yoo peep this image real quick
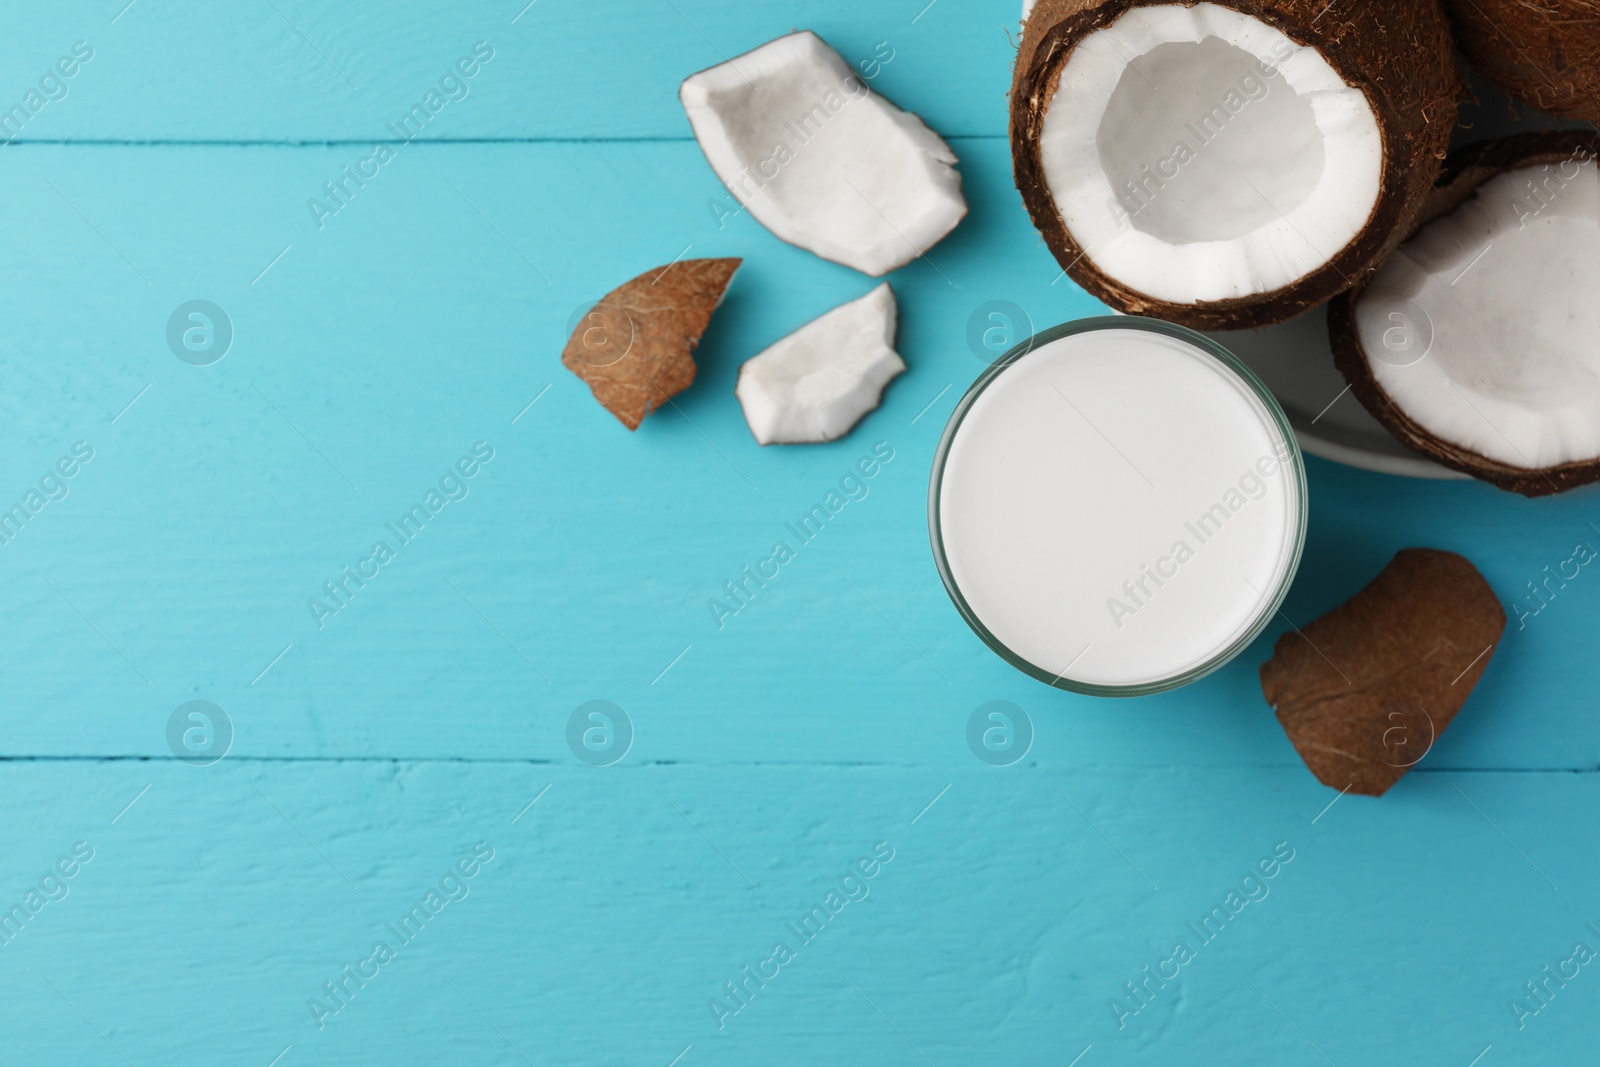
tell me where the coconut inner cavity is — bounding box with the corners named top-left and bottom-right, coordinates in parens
top-left (1039, 3), bottom-right (1383, 304)
top-left (1355, 159), bottom-right (1600, 470)
top-left (1095, 37), bottom-right (1324, 243)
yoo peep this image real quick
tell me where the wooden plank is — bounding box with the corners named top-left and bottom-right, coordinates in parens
top-left (0, 0), bottom-right (1019, 142)
top-left (4, 4), bottom-right (1595, 1065)
top-left (0, 140), bottom-right (1583, 769)
top-left (0, 760), bottom-right (1590, 1063)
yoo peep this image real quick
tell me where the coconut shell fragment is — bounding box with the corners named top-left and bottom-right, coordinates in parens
top-left (562, 258), bottom-right (741, 430)
top-left (1445, 0), bottom-right (1600, 123)
top-left (1261, 549), bottom-right (1505, 797)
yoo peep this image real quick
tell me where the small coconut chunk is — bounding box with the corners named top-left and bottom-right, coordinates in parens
top-left (1261, 549), bottom-right (1505, 797)
top-left (1447, 0), bottom-right (1600, 122)
top-left (562, 258), bottom-right (740, 430)
top-left (736, 283), bottom-right (904, 445)
top-left (1334, 133), bottom-right (1600, 495)
top-left (680, 31), bottom-right (966, 277)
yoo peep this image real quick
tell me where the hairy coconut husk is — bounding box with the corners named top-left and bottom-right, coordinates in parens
top-left (1330, 131), bottom-right (1600, 496)
top-left (1262, 548), bottom-right (1504, 797)
top-left (1446, 0), bottom-right (1600, 122)
top-left (562, 258), bottom-right (740, 430)
top-left (1012, 0), bottom-right (1462, 331)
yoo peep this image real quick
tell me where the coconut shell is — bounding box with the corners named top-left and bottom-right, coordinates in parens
top-left (1261, 548), bottom-right (1505, 797)
top-left (562, 258), bottom-right (741, 430)
top-left (1011, 0), bottom-right (1462, 331)
top-left (1330, 131), bottom-right (1600, 496)
top-left (1446, 0), bottom-right (1600, 123)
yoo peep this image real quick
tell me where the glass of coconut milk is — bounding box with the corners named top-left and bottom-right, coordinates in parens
top-left (930, 317), bottom-right (1306, 695)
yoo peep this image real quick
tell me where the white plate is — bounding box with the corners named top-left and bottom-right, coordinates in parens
top-left (1208, 307), bottom-right (1466, 480)
top-left (1203, 73), bottom-right (1576, 480)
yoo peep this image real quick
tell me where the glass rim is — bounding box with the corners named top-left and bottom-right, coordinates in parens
top-left (927, 315), bottom-right (1309, 698)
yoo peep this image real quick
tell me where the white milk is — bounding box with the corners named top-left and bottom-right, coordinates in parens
top-left (933, 323), bottom-right (1303, 691)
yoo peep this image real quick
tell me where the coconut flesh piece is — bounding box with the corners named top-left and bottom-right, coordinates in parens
top-left (1036, 3), bottom-right (1383, 307)
top-left (736, 283), bottom-right (904, 445)
top-left (680, 31), bottom-right (967, 277)
top-left (1346, 153), bottom-right (1600, 488)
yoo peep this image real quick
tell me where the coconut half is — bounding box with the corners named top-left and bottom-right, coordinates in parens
top-left (1012, 0), bottom-right (1460, 330)
top-left (1330, 133), bottom-right (1600, 496)
top-left (736, 283), bottom-right (904, 445)
top-left (1446, 0), bottom-right (1600, 123)
top-left (681, 31), bottom-right (967, 277)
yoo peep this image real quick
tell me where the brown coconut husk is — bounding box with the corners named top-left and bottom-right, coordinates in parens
top-left (1012, 0), bottom-right (1462, 331)
top-left (562, 258), bottom-right (740, 430)
top-left (1261, 548), bottom-right (1504, 797)
top-left (1329, 131), bottom-right (1600, 496)
top-left (1446, 0), bottom-right (1600, 123)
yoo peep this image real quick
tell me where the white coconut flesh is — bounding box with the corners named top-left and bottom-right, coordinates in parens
top-left (680, 31), bottom-right (967, 277)
top-left (736, 283), bottom-right (904, 445)
top-left (1355, 160), bottom-right (1600, 470)
top-left (1038, 3), bottom-right (1383, 304)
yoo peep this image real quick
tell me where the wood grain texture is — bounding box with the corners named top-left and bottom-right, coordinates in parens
top-left (0, 2), bottom-right (1596, 1064)
top-left (0, 1), bottom-right (1018, 141)
top-left (0, 140), bottom-right (1588, 770)
top-left (2, 761), bottom-right (1597, 1064)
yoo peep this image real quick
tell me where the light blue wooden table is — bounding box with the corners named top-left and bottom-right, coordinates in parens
top-left (1, 2), bottom-right (1595, 1063)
